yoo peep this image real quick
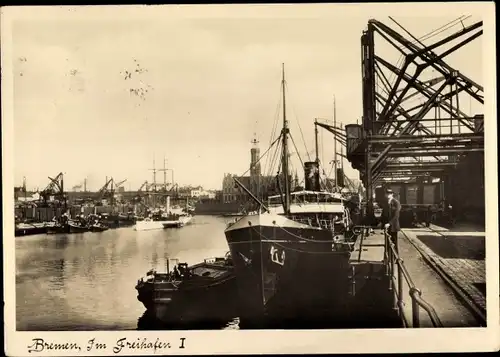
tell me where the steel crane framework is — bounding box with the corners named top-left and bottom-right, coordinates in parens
top-left (340, 18), bottom-right (484, 216)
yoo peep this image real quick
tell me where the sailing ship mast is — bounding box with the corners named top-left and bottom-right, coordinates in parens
top-left (150, 157), bottom-right (157, 207)
top-left (281, 63), bottom-right (290, 215)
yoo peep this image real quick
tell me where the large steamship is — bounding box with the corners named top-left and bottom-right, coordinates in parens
top-left (224, 65), bottom-right (356, 326)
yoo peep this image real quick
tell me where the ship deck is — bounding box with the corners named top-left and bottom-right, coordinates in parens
top-left (191, 264), bottom-right (232, 279)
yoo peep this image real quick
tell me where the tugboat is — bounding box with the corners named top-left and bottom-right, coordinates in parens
top-left (224, 65), bottom-right (357, 327)
top-left (46, 214), bottom-right (70, 234)
top-left (135, 253), bottom-right (238, 325)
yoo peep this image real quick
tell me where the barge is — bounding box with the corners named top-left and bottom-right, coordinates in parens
top-left (135, 253), bottom-right (238, 325)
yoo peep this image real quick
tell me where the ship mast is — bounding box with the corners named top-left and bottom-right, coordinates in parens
top-left (281, 63), bottom-right (290, 215)
top-left (314, 119), bottom-right (319, 163)
top-left (150, 157), bottom-right (157, 208)
top-left (333, 95), bottom-right (338, 193)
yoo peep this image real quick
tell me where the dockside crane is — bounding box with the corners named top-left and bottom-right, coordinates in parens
top-left (96, 177), bottom-right (113, 205)
top-left (133, 180), bottom-right (150, 205)
top-left (39, 172), bottom-right (66, 207)
top-left (112, 179), bottom-right (127, 204)
top-left (96, 177), bottom-right (127, 205)
top-left (114, 179), bottom-right (127, 190)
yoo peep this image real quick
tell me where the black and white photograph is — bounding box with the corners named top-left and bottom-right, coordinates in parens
top-left (2, 3), bottom-right (498, 355)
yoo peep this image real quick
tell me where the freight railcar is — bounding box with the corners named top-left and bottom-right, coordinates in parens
top-left (374, 182), bottom-right (445, 228)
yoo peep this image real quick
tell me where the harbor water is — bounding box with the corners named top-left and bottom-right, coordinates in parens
top-left (15, 214), bottom-right (479, 330)
top-left (15, 215), bottom-right (239, 330)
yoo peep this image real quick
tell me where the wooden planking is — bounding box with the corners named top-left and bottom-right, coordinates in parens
top-left (349, 232), bottom-right (386, 264)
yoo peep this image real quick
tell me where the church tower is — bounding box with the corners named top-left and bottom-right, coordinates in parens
top-left (250, 133), bottom-right (261, 177)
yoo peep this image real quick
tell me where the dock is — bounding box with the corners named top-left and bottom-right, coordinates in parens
top-left (347, 230), bottom-right (400, 327)
top-left (345, 224), bottom-right (485, 328)
top-left (402, 224), bottom-right (486, 324)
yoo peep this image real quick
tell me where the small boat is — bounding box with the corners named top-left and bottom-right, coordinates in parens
top-left (45, 215), bottom-right (71, 234)
top-left (135, 253), bottom-right (239, 324)
top-left (134, 216), bottom-right (171, 231)
top-left (15, 222), bottom-right (49, 237)
top-left (162, 213), bottom-right (193, 229)
top-left (68, 220), bottom-right (89, 233)
top-left (46, 223), bottom-right (70, 234)
top-left (134, 208), bottom-right (193, 231)
top-left (89, 222), bottom-right (109, 232)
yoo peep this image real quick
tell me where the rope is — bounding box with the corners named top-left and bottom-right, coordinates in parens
top-left (154, 274), bottom-right (236, 291)
top-left (386, 16), bottom-right (469, 86)
top-left (250, 226), bottom-right (349, 255)
top-left (418, 16), bottom-right (471, 43)
top-left (237, 135), bottom-right (282, 179)
top-left (284, 81), bottom-right (311, 162)
top-left (264, 95), bottom-right (283, 175)
top-left (266, 139), bottom-right (282, 177)
top-left (289, 133), bottom-right (305, 170)
top-left (250, 223), bottom-right (345, 245)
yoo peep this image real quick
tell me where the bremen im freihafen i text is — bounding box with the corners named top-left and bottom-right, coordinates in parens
top-left (27, 337), bottom-right (187, 354)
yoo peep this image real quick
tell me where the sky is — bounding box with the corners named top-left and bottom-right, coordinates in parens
top-left (9, 6), bottom-right (484, 191)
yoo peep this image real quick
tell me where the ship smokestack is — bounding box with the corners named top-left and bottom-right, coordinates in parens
top-left (304, 161), bottom-right (321, 191)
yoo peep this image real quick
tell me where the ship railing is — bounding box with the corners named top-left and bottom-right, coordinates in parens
top-left (383, 229), bottom-right (443, 328)
top-left (289, 216), bottom-right (337, 230)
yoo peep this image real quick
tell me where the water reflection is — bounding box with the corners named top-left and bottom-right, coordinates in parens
top-left (136, 311), bottom-right (239, 331)
top-left (16, 216), bottom-right (232, 331)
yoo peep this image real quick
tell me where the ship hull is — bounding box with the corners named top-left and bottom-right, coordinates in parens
top-left (224, 213), bottom-right (352, 327)
top-left (15, 224), bottom-right (48, 237)
top-left (89, 225), bottom-right (109, 232)
top-left (68, 222), bottom-right (89, 234)
top-left (15, 222), bottom-right (50, 237)
top-left (134, 220), bottom-right (170, 231)
top-left (135, 215), bottom-right (193, 231)
top-left (140, 277), bottom-right (238, 325)
top-left (178, 215), bottom-right (193, 226)
top-left (46, 223), bottom-right (72, 234)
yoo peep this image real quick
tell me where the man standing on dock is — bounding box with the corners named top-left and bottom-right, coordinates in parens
top-left (384, 188), bottom-right (401, 253)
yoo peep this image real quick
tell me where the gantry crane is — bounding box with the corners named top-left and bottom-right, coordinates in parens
top-left (345, 17), bottom-right (484, 221)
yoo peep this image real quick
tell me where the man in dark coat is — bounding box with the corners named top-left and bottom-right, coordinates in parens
top-left (384, 188), bottom-right (401, 253)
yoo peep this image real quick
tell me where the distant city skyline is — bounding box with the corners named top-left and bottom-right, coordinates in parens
top-left (11, 7), bottom-right (483, 192)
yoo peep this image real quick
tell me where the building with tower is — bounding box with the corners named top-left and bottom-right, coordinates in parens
top-left (222, 134), bottom-right (283, 204)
